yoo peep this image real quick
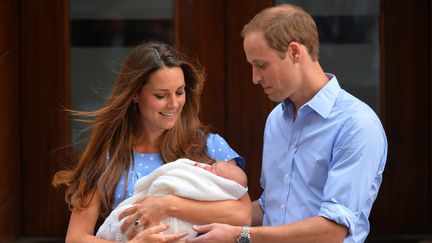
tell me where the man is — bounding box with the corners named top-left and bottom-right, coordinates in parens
top-left (187, 3), bottom-right (387, 243)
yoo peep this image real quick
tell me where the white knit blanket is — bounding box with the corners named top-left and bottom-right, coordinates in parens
top-left (96, 158), bottom-right (247, 241)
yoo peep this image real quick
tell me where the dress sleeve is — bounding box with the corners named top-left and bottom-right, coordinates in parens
top-left (206, 133), bottom-right (245, 169)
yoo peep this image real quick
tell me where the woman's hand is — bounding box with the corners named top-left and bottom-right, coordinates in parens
top-left (120, 195), bottom-right (174, 236)
top-left (128, 224), bottom-right (188, 243)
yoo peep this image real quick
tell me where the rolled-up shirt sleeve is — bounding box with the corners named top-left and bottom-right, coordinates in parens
top-left (318, 116), bottom-right (387, 236)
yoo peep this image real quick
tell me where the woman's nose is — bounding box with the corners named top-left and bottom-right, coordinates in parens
top-left (168, 95), bottom-right (179, 109)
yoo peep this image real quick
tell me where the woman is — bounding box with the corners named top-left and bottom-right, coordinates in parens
top-left (53, 42), bottom-right (251, 242)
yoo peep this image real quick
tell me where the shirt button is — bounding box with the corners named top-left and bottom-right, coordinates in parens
top-left (290, 144), bottom-right (296, 149)
top-left (280, 203), bottom-right (285, 209)
top-left (284, 174), bottom-right (290, 181)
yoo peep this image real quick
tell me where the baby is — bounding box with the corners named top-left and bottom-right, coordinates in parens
top-left (96, 158), bottom-right (248, 242)
top-left (194, 160), bottom-right (248, 188)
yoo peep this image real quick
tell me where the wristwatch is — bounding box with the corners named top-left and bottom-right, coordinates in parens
top-left (237, 226), bottom-right (251, 243)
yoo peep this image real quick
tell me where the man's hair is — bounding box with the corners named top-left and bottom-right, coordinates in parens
top-left (242, 4), bottom-right (319, 61)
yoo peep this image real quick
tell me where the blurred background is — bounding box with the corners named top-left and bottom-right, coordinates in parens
top-left (0, 0), bottom-right (430, 242)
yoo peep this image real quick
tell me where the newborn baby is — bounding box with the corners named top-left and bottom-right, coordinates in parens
top-left (195, 160), bottom-right (247, 188)
top-left (96, 158), bottom-right (248, 242)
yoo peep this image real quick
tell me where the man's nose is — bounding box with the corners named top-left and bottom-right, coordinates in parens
top-left (252, 67), bottom-right (262, 85)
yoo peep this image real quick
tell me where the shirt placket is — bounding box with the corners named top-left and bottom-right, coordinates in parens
top-left (280, 110), bottom-right (306, 225)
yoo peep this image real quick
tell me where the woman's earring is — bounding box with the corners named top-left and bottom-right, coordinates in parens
top-left (134, 103), bottom-right (138, 112)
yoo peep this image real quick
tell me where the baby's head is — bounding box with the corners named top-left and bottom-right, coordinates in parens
top-left (208, 162), bottom-right (248, 188)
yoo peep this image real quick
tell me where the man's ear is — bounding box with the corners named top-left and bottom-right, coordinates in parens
top-left (287, 42), bottom-right (301, 61)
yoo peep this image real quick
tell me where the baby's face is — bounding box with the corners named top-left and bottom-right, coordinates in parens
top-left (191, 161), bottom-right (246, 187)
top-left (191, 162), bottom-right (223, 176)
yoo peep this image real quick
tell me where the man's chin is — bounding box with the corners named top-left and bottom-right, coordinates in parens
top-left (267, 94), bottom-right (284, 102)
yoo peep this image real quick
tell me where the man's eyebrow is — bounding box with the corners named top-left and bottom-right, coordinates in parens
top-left (252, 59), bottom-right (265, 64)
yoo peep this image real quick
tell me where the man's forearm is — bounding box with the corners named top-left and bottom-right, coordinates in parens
top-left (250, 216), bottom-right (348, 243)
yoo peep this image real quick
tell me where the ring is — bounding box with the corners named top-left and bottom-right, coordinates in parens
top-left (134, 220), bottom-right (141, 227)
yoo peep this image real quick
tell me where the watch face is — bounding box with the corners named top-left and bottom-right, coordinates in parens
top-left (238, 236), bottom-right (250, 243)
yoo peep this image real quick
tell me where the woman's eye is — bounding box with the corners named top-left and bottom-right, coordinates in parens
top-left (176, 91), bottom-right (184, 96)
top-left (155, 94), bottom-right (165, 99)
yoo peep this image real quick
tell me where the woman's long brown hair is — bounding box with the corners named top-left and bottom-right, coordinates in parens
top-left (52, 42), bottom-right (213, 215)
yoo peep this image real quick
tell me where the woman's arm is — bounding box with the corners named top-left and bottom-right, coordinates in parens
top-left (66, 191), bottom-right (188, 243)
top-left (169, 192), bottom-right (252, 226)
top-left (251, 200), bottom-right (264, 226)
top-left (120, 191), bottom-right (252, 229)
top-left (66, 191), bottom-right (114, 243)
top-left (120, 193), bottom-right (252, 238)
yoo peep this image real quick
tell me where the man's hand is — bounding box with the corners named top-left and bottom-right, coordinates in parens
top-left (186, 223), bottom-right (240, 243)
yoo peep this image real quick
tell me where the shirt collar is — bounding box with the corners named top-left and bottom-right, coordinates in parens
top-left (306, 73), bottom-right (340, 119)
top-left (281, 73), bottom-right (340, 119)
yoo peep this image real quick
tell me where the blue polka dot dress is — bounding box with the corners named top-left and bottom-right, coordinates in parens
top-left (112, 133), bottom-right (244, 207)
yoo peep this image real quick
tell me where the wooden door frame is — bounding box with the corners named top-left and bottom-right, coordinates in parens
top-left (368, 0), bottom-right (432, 240)
top-left (20, 0), bottom-right (71, 236)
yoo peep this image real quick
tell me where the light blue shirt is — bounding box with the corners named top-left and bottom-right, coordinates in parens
top-left (259, 74), bottom-right (387, 243)
top-left (113, 133), bottom-right (244, 207)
